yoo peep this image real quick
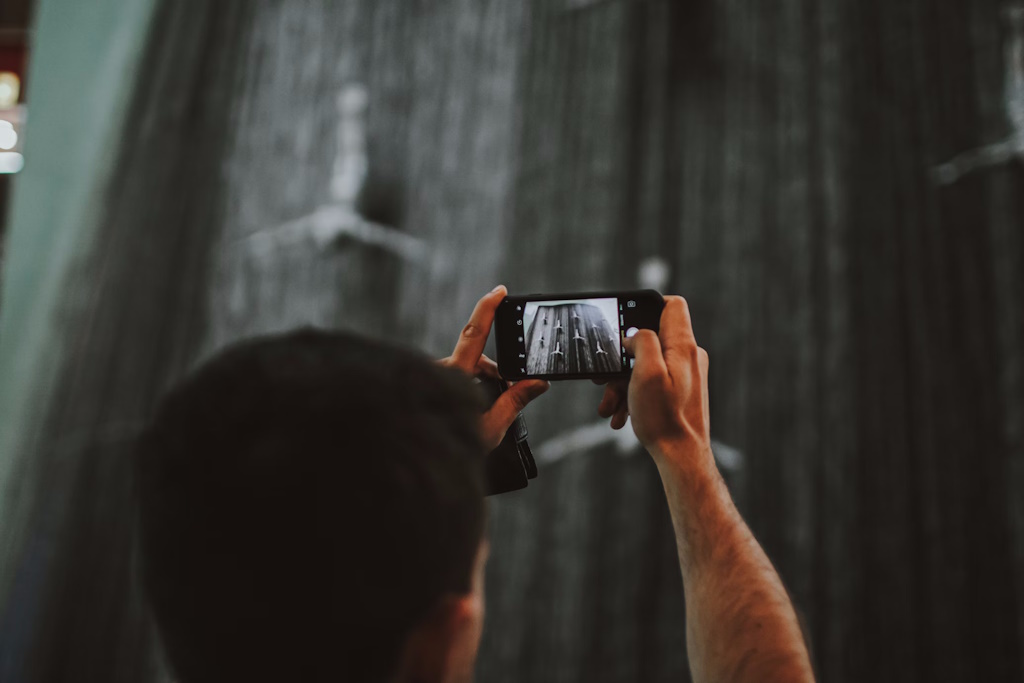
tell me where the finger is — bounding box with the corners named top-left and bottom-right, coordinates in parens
top-left (450, 285), bottom-right (507, 373)
top-left (623, 336), bottom-right (634, 357)
top-left (479, 379), bottom-right (550, 448)
top-left (659, 296), bottom-right (698, 359)
top-left (598, 378), bottom-right (628, 416)
top-left (699, 347), bottom-right (710, 434)
top-left (610, 403), bottom-right (629, 430)
top-left (624, 330), bottom-right (667, 377)
top-left (592, 378), bottom-right (609, 386)
top-left (476, 354), bottom-right (500, 379)
top-left (597, 384), bottom-right (620, 418)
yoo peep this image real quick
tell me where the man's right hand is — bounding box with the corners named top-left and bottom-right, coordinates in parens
top-left (602, 296), bottom-right (816, 683)
top-left (598, 296), bottom-right (712, 468)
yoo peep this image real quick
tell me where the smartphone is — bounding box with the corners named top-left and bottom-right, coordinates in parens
top-left (495, 290), bottom-right (665, 381)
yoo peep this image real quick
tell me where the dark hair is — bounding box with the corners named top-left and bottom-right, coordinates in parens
top-left (135, 329), bottom-right (487, 683)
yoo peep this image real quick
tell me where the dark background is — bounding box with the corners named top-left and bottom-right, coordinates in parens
top-left (0, 1), bottom-right (1022, 682)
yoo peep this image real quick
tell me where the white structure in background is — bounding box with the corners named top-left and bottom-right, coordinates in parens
top-left (534, 417), bottom-right (745, 472)
top-left (638, 256), bottom-right (671, 291)
top-left (0, 71), bottom-right (25, 175)
top-left (245, 84), bottom-right (429, 263)
top-left (0, 120), bottom-right (16, 150)
top-left (932, 5), bottom-right (1024, 184)
top-left (561, 0), bottom-right (616, 13)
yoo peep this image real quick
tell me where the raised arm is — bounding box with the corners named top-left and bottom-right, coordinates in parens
top-left (601, 297), bottom-right (814, 683)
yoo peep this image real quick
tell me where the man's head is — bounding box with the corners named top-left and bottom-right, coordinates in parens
top-left (135, 329), bottom-right (489, 683)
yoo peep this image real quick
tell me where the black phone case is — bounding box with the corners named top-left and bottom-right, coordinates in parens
top-left (479, 378), bottom-right (537, 496)
top-left (495, 289), bottom-right (664, 381)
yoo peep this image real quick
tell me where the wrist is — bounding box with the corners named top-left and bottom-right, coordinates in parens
top-left (649, 435), bottom-right (716, 476)
top-left (652, 445), bottom-right (721, 508)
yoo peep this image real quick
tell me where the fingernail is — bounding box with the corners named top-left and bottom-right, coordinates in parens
top-left (491, 284), bottom-right (505, 294)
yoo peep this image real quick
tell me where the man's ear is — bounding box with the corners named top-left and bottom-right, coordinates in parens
top-left (397, 593), bottom-right (482, 683)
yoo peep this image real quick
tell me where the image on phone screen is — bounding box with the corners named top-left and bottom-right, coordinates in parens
top-left (521, 298), bottom-right (622, 375)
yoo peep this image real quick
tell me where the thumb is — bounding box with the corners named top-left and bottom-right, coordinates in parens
top-left (624, 329), bottom-right (667, 376)
top-left (480, 380), bottom-right (550, 448)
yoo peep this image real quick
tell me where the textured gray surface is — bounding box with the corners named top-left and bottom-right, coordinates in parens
top-left (0, 1), bottom-right (1022, 682)
top-left (524, 303), bottom-right (622, 375)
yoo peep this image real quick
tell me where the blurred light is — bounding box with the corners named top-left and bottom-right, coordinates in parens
top-left (337, 83), bottom-right (368, 113)
top-left (0, 121), bottom-right (17, 150)
top-left (0, 72), bottom-right (19, 109)
top-left (0, 151), bottom-right (24, 174)
top-left (638, 257), bottom-right (671, 291)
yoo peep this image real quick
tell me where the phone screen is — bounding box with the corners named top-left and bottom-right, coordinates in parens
top-left (497, 291), bottom-right (663, 380)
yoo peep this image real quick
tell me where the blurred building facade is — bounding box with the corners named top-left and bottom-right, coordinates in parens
top-left (0, 1), bottom-right (1022, 682)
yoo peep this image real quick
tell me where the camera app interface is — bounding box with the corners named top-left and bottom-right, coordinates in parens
top-left (518, 298), bottom-right (623, 376)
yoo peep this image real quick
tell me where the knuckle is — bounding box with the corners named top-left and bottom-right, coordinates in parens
top-left (481, 426), bottom-right (502, 451)
top-left (635, 329), bottom-right (658, 344)
top-left (635, 364), bottom-right (662, 386)
top-left (665, 295), bottom-right (687, 310)
top-left (461, 322), bottom-right (482, 339)
top-left (509, 391), bottom-right (528, 414)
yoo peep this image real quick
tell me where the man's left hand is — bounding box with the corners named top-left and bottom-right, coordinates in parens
top-left (440, 285), bottom-right (550, 450)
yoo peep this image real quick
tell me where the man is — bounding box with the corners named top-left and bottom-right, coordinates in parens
top-left (135, 286), bottom-right (814, 683)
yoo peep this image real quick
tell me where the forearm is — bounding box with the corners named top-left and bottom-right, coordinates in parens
top-left (653, 442), bottom-right (814, 683)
